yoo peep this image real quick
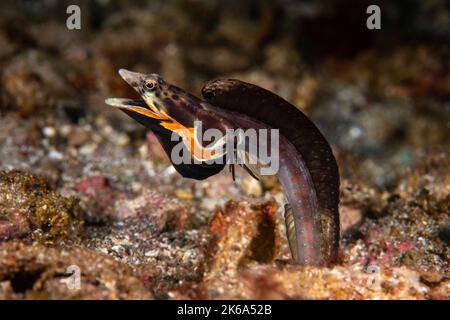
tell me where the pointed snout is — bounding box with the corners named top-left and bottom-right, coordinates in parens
top-left (105, 69), bottom-right (148, 110)
top-left (118, 68), bottom-right (145, 88)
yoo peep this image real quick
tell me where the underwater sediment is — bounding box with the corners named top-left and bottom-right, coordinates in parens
top-left (0, 0), bottom-right (448, 299)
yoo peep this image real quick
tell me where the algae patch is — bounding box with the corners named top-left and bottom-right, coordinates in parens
top-left (0, 170), bottom-right (83, 244)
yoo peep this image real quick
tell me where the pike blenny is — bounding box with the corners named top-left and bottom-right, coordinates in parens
top-left (106, 69), bottom-right (340, 266)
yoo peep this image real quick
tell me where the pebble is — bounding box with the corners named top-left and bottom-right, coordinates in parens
top-left (48, 149), bottom-right (64, 160)
top-left (79, 143), bottom-right (97, 155)
top-left (241, 176), bottom-right (263, 197)
top-left (145, 249), bottom-right (159, 257)
top-left (42, 126), bottom-right (56, 138)
top-left (174, 190), bottom-right (194, 200)
top-left (111, 245), bottom-right (124, 254)
top-left (115, 133), bottom-right (130, 146)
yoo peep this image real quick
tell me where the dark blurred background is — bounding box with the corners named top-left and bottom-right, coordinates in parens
top-left (0, 0), bottom-right (448, 188)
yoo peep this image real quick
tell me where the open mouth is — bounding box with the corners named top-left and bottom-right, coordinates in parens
top-left (105, 97), bottom-right (169, 121)
top-left (105, 68), bottom-right (146, 111)
top-left (105, 98), bottom-right (145, 109)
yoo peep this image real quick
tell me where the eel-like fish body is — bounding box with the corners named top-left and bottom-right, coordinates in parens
top-left (105, 69), bottom-right (340, 266)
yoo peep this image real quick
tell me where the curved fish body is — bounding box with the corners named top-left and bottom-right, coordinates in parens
top-left (105, 69), bottom-right (340, 266)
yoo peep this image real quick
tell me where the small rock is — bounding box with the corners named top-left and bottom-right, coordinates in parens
top-left (42, 126), bottom-right (56, 138)
top-left (145, 250), bottom-right (159, 258)
top-left (241, 176), bottom-right (263, 197)
top-left (340, 205), bottom-right (363, 232)
top-left (174, 190), bottom-right (193, 201)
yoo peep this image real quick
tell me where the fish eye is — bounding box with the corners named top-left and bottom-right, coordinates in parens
top-left (144, 80), bottom-right (158, 91)
top-left (202, 89), bottom-right (214, 100)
